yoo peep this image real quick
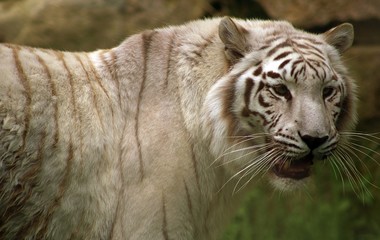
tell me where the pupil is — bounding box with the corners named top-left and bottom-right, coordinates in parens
top-left (323, 87), bottom-right (334, 98)
top-left (275, 85), bottom-right (288, 96)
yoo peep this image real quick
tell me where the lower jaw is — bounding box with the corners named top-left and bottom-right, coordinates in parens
top-left (269, 172), bottom-right (311, 191)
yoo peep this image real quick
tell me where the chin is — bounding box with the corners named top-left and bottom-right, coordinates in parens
top-left (268, 173), bottom-right (311, 192)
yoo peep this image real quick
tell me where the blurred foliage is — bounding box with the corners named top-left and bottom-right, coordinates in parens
top-left (223, 137), bottom-right (380, 240)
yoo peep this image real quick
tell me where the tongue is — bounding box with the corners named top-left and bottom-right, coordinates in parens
top-left (273, 154), bottom-right (313, 180)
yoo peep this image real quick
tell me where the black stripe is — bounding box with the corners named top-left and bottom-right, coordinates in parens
top-left (258, 94), bottom-right (271, 108)
top-left (290, 60), bottom-right (303, 77)
top-left (55, 52), bottom-right (78, 123)
top-left (297, 48), bottom-right (325, 61)
top-left (244, 78), bottom-right (254, 107)
top-left (253, 66), bottom-right (262, 76)
top-left (273, 51), bottom-right (292, 61)
top-left (183, 180), bottom-right (193, 215)
top-left (75, 54), bottom-right (106, 132)
top-left (13, 129), bottom-right (48, 239)
top-left (183, 179), bottom-right (196, 237)
top-left (279, 59), bottom-right (291, 69)
top-left (268, 114), bottom-right (282, 129)
top-left (250, 111), bottom-right (269, 126)
top-left (275, 133), bottom-right (297, 141)
top-left (265, 110), bottom-right (274, 115)
top-left (85, 54), bottom-right (111, 100)
top-left (107, 197), bottom-right (120, 240)
top-left (293, 42), bottom-right (324, 56)
top-left (164, 37), bottom-right (174, 88)
top-left (136, 30), bottom-right (156, 181)
top-left (221, 76), bottom-right (238, 137)
top-left (108, 50), bottom-right (123, 108)
top-left (267, 71), bottom-right (282, 79)
top-left (293, 36), bottom-right (323, 45)
top-left (109, 117), bottom-right (128, 240)
top-left (255, 81), bottom-right (265, 97)
top-left (191, 145), bottom-right (201, 194)
top-left (266, 41), bottom-right (290, 58)
top-left (36, 141), bottom-right (74, 239)
top-left (32, 49), bottom-right (60, 148)
top-left (14, 48), bottom-right (60, 238)
top-left (162, 193), bottom-right (170, 240)
top-left (11, 45), bottom-right (32, 151)
top-left (275, 139), bottom-right (302, 150)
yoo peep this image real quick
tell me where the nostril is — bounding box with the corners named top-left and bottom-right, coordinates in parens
top-left (300, 134), bottom-right (328, 150)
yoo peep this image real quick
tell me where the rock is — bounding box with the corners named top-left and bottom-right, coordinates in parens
top-left (345, 46), bottom-right (380, 130)
top-left (256, 0), bottom-right (380, 28)
top-left (0, 0), bottom-right (206, 51)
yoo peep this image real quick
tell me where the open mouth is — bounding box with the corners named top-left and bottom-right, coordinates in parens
top-left (272, 153), bottom-right (314, 180)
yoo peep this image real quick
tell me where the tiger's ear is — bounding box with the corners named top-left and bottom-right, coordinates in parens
top-left (323, 23), bottom-right (354, 53)
top-left (219, 17), bottom-right (249, 63)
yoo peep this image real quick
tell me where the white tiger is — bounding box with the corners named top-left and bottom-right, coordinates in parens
top-left (0, 17), bottom-right (357, 239)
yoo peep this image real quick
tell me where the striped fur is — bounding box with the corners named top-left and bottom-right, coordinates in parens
top-left (0, 17), bottom-right (356, 239)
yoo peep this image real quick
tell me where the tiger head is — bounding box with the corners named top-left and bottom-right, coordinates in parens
top-left (203, 17), bottom-right (357, 191)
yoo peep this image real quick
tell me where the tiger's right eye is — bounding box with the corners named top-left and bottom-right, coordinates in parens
top-left (323, 86), bottom-right (335, 99)
top-left (271, 84), bottom-right (291, 100)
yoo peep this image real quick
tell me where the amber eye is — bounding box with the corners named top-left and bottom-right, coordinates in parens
top-left (323, 87), bottom-right (335, 99)
top-left (272, 84), bottom-right (291, 99)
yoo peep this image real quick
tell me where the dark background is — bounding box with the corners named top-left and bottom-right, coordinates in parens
top-left (1, 0), bottom-right (379, 239)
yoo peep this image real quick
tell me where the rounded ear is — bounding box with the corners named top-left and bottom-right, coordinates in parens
top-left (323, 23), bottom-right (354, 53)
top-left (219, 17), bottom-right (249, 63)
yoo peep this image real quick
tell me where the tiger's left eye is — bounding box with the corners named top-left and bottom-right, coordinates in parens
top-left (272, 84), bottom-right (291, 99)
top-left (323, 87), bottom-right (335, 99)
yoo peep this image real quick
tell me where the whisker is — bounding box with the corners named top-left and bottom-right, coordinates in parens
top-left (341, 131), bottom-right (380, 136)
top-left (210, 135), bottom-right (269, 163)
top-left (217, 148), bottom-right (277, 193)
top-left (338, 148), bottom-right (367, 188)
top-left (343, 134), bottom-right (380, 146)
top-left (225, 132), bottom-right (270, 139)
top-left (240, 150), bottom-right (281, 181)
top-left (209, 139), bottom-right (270, 167)
top-left (328, 153), bottom-right (345, 190)
top-left (220, 142), bottom-right (271, 159)
top-left (334, 148), bottom-right (373, 199)
top-left (349, 141), bottom-right (380, 156)
top-left (338, 144), bottom-right (373, 179)
top-left (340, 132), bottom-right (380, 145)
top-left (233, 149), bottom-right (281, 194)
top-left (214, 144), bottom-right (272, 168)
top-left (338, 144), bottom-right (380, 190)
top-left (235, 149), bottom-right (278, 182)
top-left (333, 149), bottom-right (363, 197)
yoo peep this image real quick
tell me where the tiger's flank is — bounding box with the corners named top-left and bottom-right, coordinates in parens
top-left (0, 17), bottom-right (361, 239)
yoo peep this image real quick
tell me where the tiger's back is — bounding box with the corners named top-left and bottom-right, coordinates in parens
top-left (0, 17), bottom-right (358, 240)
top-left (0, 25), bottom-right (215, 239)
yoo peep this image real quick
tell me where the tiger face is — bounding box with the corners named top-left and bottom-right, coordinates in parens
top-left (238, 44), bottom-right (347, 186)
top-left (204, 17), bottom-right (356, 191)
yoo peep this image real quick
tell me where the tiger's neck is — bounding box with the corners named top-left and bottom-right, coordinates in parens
top-left (101, 21), bottom-right (251, 239)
